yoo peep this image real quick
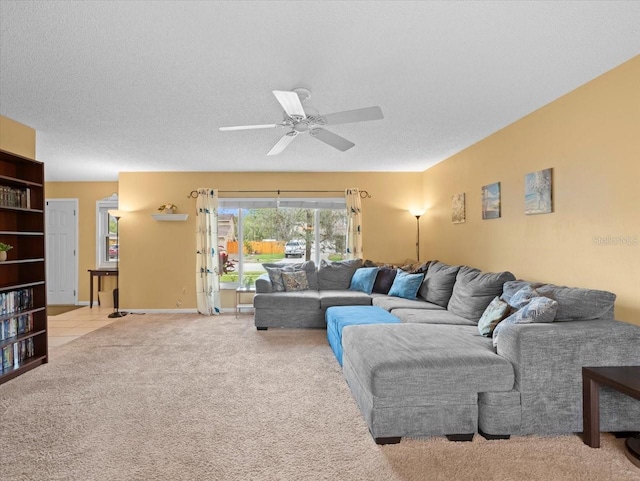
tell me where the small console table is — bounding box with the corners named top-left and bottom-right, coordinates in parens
top-left (88, 268), bottom-right (118, 308)
top-left (236, 287), bottom-right (255, 317)
top-left (582, 366), bottom-right (640, 467)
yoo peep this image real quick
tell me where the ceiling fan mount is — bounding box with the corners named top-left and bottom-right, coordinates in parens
top-left (220, 88), bottom-right (383, 155)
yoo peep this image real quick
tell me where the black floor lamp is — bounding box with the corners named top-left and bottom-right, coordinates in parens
top-left (108, 210), bottom-right (127, 318)
top-left (409, 208), bottom-right (426, 262)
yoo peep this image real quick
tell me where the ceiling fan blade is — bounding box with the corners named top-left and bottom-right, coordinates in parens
top-left (273, 90), bottom-right (307, 118)
top-left (267, 132), bottom-right (297, 156)
top-left (321, 106), bottom-right (383, 125)
top-left (219, 124), bottom-right (279, 131)
top-left (310, 128), bottom-right (355, 152)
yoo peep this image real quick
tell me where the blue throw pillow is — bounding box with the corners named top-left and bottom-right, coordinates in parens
top-left (388, 269), bottom-right (425, 300)
top-left (349, 267), bottom-right (379, 294)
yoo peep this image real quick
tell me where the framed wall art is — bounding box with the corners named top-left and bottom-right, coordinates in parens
top-left (482, 182), bottom-right (501, 219)
top-left (452, 193), bottom-right (466, 224)
top-left (525, 168), bottom-right (553, 215)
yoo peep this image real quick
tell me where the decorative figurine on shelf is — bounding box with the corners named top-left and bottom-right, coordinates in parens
top-left (0, 242), bottom-right (13, 262)
top-left (157, 203), bottom-right (177, 214)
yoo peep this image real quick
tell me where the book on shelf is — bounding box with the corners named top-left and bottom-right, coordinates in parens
top-left (1, 339), bottom-right (34, 373)
top-left (0, 185), bottom-right (31, 208)
top-left (1, 313), bottom-right (34, 341)
top-left (0, 288), bottom-right (35, 316)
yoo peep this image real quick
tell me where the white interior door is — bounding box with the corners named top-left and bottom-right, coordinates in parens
top-left (46, 199), bottom-right (78, 305)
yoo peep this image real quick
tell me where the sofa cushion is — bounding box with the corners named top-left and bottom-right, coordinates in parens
top-left (418, 261), bottom-right (461, 307)
top-left (447, 266), bottom-right (516, 323)
top-left (263, 260), bottom-right (318, 290)
top-left (372, 295), bottom-right (444, 312)
top-left (319, 290), bottom-right (372, 309)
top-left (282, 270), bottom-right (309, 292)
top-left (477, 297), bottom-right (510, 336)
top-left (349, 267), bottom-right (379, 294)
top-left (342, 323), bottom-right (515, 404)
top-left (372, 267), bottom-right (397, 294)
top-left (501, 280), bottom-right (616, 321)
top-left (317, 258), bottom-right (362, 290)
top-left (253, 291), bottom-right (321, 310)
top-left (326, 306), bottom-right (400, 365)
top-left (492, 296), bottom-right (558, 347)
top-left (388, 270), bottom-right (424, 300)
top-left (391, 308), bottom-right (476, 325)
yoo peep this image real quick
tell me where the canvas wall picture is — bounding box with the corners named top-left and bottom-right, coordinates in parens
top-left (525, 168), bottom-right (553, 215)
top-left (452, 193), bottom-right (466, 224)
top-left (482, 182), bottom-right (501, 219)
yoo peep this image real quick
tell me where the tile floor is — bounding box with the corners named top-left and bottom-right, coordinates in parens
top-left (47, 306), bottom-right (118, 351)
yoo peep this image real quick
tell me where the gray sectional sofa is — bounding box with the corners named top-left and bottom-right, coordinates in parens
top-left (253, 258), bottom-right (640, 443)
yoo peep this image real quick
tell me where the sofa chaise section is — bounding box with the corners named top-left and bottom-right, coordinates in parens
top-left (342, 323), bottom-right (515, 443)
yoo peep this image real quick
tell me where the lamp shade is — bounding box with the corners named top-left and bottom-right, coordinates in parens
top-left (409, 208), bottom-right (426, 217)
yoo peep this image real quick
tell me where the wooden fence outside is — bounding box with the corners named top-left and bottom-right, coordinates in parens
top-left (226, 240), bottom-right (285, 255)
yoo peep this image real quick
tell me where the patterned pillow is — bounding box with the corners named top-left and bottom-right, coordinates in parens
top-left (492, 296), bottom-right (559, 347)
top-left (349, 267), bottom-right (379, 294)
top-left (506, 285), bottom-right (540, 309)
top-left (264, 266), bottom-right (292, 292)
top-left (477, 296), bottom-right (510, 337)
top-left (281, 270), bottom-right (310, 292)
top-left (388, 270), bottom-right (425, 300)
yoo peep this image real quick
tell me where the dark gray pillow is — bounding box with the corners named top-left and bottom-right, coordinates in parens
top-left (418, 261), bottom-right (460, 307)
top-left (317, 258), bottom-right (362, 290)
top-left (372, 267), bottom-right (397, 294)
top-left (262, 260), bottom-right (318, 290)
top-left (447, 266), bottom-right (516, 323)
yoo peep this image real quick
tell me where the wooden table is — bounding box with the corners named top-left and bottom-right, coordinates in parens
top-left (88, 268), bottom-right (118, 308)
top-left (582, 366), bottom-right (640, 465)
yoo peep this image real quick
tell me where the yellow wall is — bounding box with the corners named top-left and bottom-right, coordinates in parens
top-left (45, 182), bottom-right (120, 301)
top-left (0, 115), bottom-right (36, 158)
top-left (117, 172), bottom-right (423, 309)
top-left (421, 56), bottom-right (640, 325)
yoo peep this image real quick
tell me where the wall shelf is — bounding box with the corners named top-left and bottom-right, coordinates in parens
top-left (151, 213), bottom-right (189, 221)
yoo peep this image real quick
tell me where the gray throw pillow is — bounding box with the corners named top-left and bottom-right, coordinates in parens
top-left (447, 266), bottom-right (516, 323)
top-left (317, 258), bottom-right (362, 290)
top-left (492, 296), bottom-right (558, 347)
top-left (418, 261), bottom-right (460, 307)
top-left (264, 266), bottom-right (293, 292)
top-left (262, 260), bottom-right (318, 290)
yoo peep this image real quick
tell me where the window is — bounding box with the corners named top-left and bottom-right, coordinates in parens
top-left (96, 195), bottom-right (119, 268)
top-left (218, 198), bottom-right (347, 288)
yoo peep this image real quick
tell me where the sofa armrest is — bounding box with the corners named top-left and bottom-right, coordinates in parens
top-left (497, 319), bottom-right (640, 389)
top-left (255, 273), bottom-right (272, 293)
top-left (496, 319), bottom-right (640, 433)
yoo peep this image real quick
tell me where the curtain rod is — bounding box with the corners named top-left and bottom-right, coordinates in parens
top-left (187, 189), bottom-right (370, 199)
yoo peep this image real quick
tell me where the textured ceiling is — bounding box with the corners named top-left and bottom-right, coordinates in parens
top-left (1, 1), bottom-right (639, 181)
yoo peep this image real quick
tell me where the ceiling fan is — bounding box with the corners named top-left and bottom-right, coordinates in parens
top-left (219, 88), bottom-right (383, 155)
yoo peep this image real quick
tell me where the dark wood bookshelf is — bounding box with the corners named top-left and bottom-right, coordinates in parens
top-left (0, 149), bottom-right (48, 384)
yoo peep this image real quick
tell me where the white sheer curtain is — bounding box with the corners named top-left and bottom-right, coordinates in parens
top-left (345, 188), bottom-right (363, 260)
top-left (195, 188), bottom-right (221, 315)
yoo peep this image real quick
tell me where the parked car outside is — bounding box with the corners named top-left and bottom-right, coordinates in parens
top-left (284, 239), bottom-right (306, 258)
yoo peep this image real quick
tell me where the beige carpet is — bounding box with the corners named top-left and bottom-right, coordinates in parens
top-left (0, 314), bottom-right (637, 481)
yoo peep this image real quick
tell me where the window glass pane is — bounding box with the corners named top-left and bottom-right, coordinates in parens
top-left (107, 214), bottom-right (119, 261)
top-left (218, 200), bottom-right (347, 288)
